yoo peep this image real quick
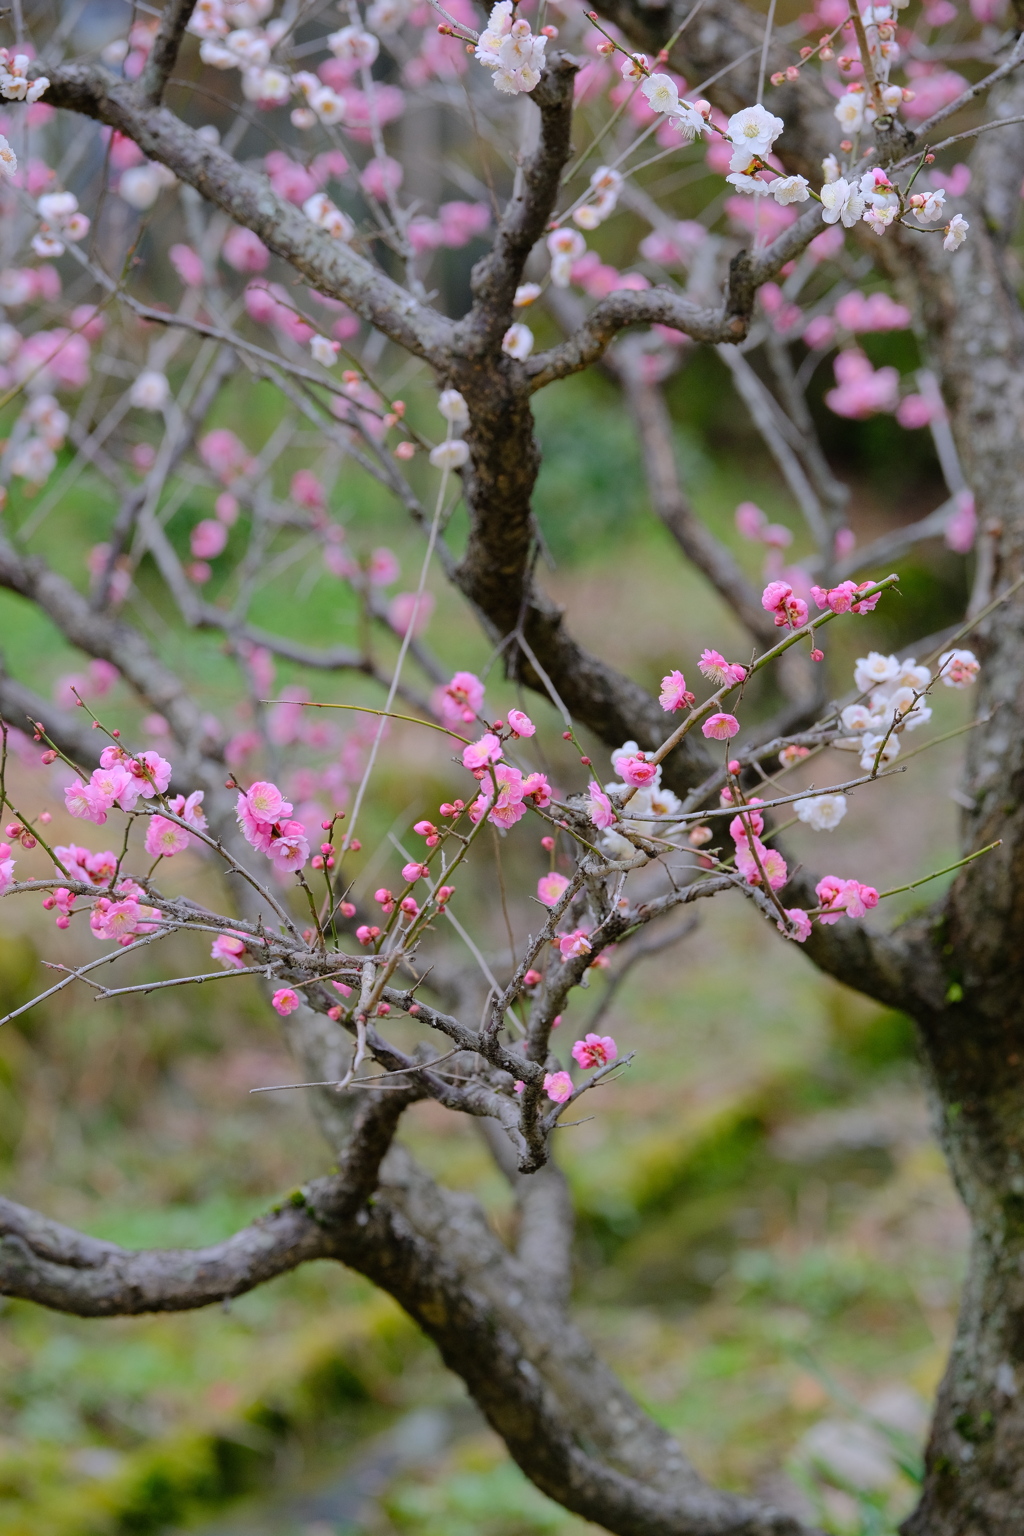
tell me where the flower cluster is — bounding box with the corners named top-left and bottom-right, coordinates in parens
top-left (65, 748), bottom-right (172, 825)
top-left (474, 1), bottom-right (547, 94)
top-left (236, 780), bottom-right (311, 872)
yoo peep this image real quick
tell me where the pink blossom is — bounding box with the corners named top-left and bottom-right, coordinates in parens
top-left (436, 670), bottom-right (485, 728)
top-left (588, 781), bottom-right (615, 829)
top-left (538, 871), bottom-right (570, 907)
top-left (825, 349), bottom-right (899, 420)
top-left (810, 580), bottom-right (859, 615)
top-left (166, 790), bottom-right (207, 832)
top-left (896, 394), bottom-right (934, 430)
top-left (169, 243), bottom-right (205, 285)
top-left (901, 67), bottom-right (969, 123)
top-left (508, 708), bottom-right (535, 737)
top-left (702, 713), bottom-right (740, 741)
top-left (735, 838), bottom-right (788, 889)
top-left (778, 907), bottom-right (812, 943)
top-left (222, 226), bottom-right (270, 272)
top-left (190, 519), bottom-right (228, 559)
top-left (698, 650), bottom-right (746, 686)
top-left (803, 314), bottom-right (836, 350)
top-left (245, 781), bottom-right (289, 821)
top-left (472, 764), bottom-right (527, 829)
top-left (946, 491), bottom-right (977, 554)
top-left (833, 291), bottom-right (911, 334)
top-left (64, 778), bottom-right (109, 824)
top-left (368, 547), bottom-right (400, 586)
top-left (271, 987), bottom-right (301, 1016)
top-left (850, 581), bottom-right (885, 615)
top-left (122, 751), bottom-right (172, 805)
top-left (816, 875), bottom-right (877, 923)
top-left (388, 590), bottom-right (434, 638)
top-left (522, 772), bottom-right (552, 809)
top-left (572, 1033), bottom-right (616, 1069)
top-left (211, 933), bottom-right (248, 970)
top-left (462, 733), bottom-right (503, 773)
top-left (729, 802), bottom-right (764, 843)
top-left (291, 469), bottom-right (325, 510)
top-left (842, 881), bottom-right (879, 919)
top-left (543, 1070), bottom-right (574, 1103)
top-left (360, 155), bottom-right (403, 200)
top-left (761, 581), bottom-right (808, 628)
top-left (659, 669), bottom-right (694, 712)
top-left (264, 150), bottom-right (318, 204)
top-left (618, 753), bottom-right (659, 788)
top-left (90, 897), bottom-right (143, 943)
top-left (0, 843), bottom-right (15, 893)
top-left (735, 501), bottom-right (767, 540)
top-left (558, 928), bottom-right (592, 960)
top-left (144, 816), bottom-right (190, 858)
top-left (199, 428), bottom-right (251, 483)
top-left (266, 820), bottom-right (310, 873)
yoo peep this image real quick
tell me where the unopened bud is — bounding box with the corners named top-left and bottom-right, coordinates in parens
top-left (340, 901), bottom-right (357, 918)
top-left (810, 648), bottom-right (825, 662)
top-left (799, 45), bottom-right (813, 57)
top-left (597, 39), bottom-right (615, 54)
top-left (541, 24), bottom-right (557, 36)
top-left (41, 749), bottom-right (57, 765)
top-left (328, 1005), bottom-right (343, 1020)
top-left (786, 64), bottom-right (800, 80)
top-left (580, 755), bottom-right (591, 766)
top-left (840, 138), bottom-right (853, 152)
top-left (689, 825), bottom-right (713, 847)
top-left (819, 45), bottom-right (833, 59)
top-left (770, 70), bottom-right (785, 85)
top-left (562, 731), bottom-right (573, 740)
top-left (311, 855), bottom-right (324, 869)
top-left (541, 835), bottom-right (555, 850)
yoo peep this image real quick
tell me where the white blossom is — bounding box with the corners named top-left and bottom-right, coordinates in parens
top-left (513, 283), bottom-right (541, 307)
top-left (938, 648), bottom-right (980, 687)
top-left (119, 165), bottom-right (164, 210)
top-left (642, 73), bottom-right (680, 115)
top-left (0, 134), bottom-right (16, 178)
top-left (303, 192), bottom-right (355, 240)
top-left (820, 178), bottom-right (865, 228)
top-left (130, 371), bottom-right (170, 411)
top-left (438, 389), bottom-right (469, 429)
top-left (834, 91), bottom-right (866, 134)
top-left (429, 439), bottom-right (469, 470)
top-left (726, 171), bottom-right (771, 196)
top-left (913, 188), bottom-right (946, 224)
top-left (727, 104), bottom-right (784, 158)
top-left (310, 334), bottom-right (339, 366)
top-left (794, 793), bottom-right (848, 830)
top-left (502, 323), bottom-right (534, 360)
top-left (854, 651), bottom-right (900, 693)
top-left (943, 213), bottom-right (969, 252)
top-left (822, 154), bottom-right (840, 183)
top-left (859, 731), bottom-right (901, 770)
top-left (670, 101), bottom-right (708, 142)
top-left (310, 86), bottom-right (346, 124)
top-left (772, 175), bottom-right (810, 205)
top-left (327, 25), bottom-right (380, 65)
top-left (840, 703), bottom-right (877, 733)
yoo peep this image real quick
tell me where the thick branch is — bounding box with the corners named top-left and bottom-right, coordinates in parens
top-left (526, 206), bottom-right (824, 390)
top-left (138, 0), bottom-right (198, 105)
top-left (37, 63), bottom-right (453, 362)
top-left (463, 55), bottom-right (579, 351)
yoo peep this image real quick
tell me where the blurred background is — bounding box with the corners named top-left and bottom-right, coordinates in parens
top-left (0, 0), bottom-right (987, 1529)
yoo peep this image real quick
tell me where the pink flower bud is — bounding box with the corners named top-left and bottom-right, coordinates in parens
top-left (340, 901), bottom-right (356, 918)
